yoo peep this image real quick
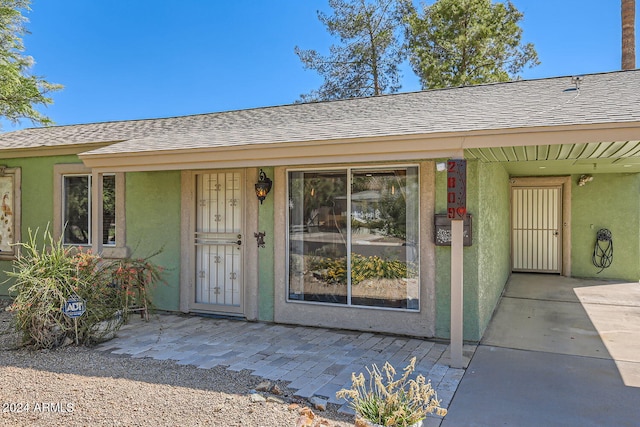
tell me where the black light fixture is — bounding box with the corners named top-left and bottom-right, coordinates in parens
top-left (255, 169), bottom-right (272, 204)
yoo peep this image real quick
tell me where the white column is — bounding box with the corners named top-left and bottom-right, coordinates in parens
top-left (91, 171), bottom-right (103, 255)
top-left (450, 219), bottom-right (464, 368)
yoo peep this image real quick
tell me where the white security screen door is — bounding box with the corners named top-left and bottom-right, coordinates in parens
top-left (511, 186), bottom-right (562, 273)
top-left (193, 172), bottom-right (244, 314)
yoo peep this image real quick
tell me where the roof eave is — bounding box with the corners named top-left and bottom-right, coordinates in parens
top-left (79, 121), bottom-right (640, 172)
top-left (0, 141), bottom-right (121, 159)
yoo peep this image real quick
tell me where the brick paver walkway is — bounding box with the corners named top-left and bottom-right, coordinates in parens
top-left (97, 314), bottom-right (475, 426)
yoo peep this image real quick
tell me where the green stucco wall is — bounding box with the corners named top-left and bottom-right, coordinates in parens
top-left (0, 157), bottom-right (182, 310)
top-left (476, 162), bottom-right (511, 335)
top-left (125, 171), bottom-right (182, 311)
top-left (570, 173), bottom-right (640, 281)
top-left (257, 167), bottom-right (275, 321)
top-left (0, 155), bottom-right (82, 295)
top-left (435, 160), bottom-right (511, 342)
top-left (6, 154), bottom-right (635, 339)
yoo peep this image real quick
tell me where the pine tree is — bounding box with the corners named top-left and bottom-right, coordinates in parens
top-left (295, 0), bottom-right (405, 102)
top-left (0, 0), bottom-right (62, 127)
top-left (403, 0), bottom-right (539, 89)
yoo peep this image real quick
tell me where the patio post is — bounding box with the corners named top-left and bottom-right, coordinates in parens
top-left (447, 157), bottom-right (466, 368)
top-left (450, 219), bottom-right (464, 368)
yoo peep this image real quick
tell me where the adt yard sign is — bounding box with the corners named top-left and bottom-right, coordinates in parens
top-left (62, 295), bottom-right (86, 318)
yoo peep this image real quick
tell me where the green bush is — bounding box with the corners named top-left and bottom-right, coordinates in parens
top-left (312, 254), bottom-right (413, 285)
top-left (6, 228), bottom-right (165, 349)
top-left (7, 228), bottom-right (122, 348)
top-left (351, 254), bottom-right (409, 285)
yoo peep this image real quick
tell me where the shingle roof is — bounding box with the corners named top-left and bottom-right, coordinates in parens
top-left (1, 69), bottom-right (639, 156)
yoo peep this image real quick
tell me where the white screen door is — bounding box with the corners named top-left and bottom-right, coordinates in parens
top-left (193, 172), bottom-right (244, 314)
top-left (511, 186), bottom-right (562, 273)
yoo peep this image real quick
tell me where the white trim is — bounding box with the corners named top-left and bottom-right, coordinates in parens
top-left (53, 164), bottom-right (127, 258)
top-left (79, 122), bottom-right (640, 172)
top-left (181, 169), bottom-right (250, 317)
top-left (0, 166), bottom-right (21, 260)
top-left (285, 164), bottom-right (421, 310)
top-left (275, 161), bottom-right (436, 338)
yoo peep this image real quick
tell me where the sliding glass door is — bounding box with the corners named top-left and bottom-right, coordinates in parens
top-left (288, 166), bottom-right (419, 310)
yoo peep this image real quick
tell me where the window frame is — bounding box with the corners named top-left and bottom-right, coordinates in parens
top-left (0, 166), bottom-right (21, 261)
top-left (54, 164), bottom-right (127, 258)
top-left (285, 164), bottom-right (421, 311)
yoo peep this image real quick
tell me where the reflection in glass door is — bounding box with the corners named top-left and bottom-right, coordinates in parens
top-left (287, 166), bottom-right (419, 310)
top-left (350, 169), bottom-right (419, 309)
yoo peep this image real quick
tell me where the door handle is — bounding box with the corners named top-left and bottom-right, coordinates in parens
top-left (236, 239), bottom-right (242, 246)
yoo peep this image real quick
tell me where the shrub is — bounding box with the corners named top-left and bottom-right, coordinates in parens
top-left (6, 227), bottom-right (165, 349)
top-left (312, 254), bottom-right (413, 285)
top-left (7, 228), bottom-right (122, 348)
top-left (110, 252), bottom-right (165, 322)
top-left (337, 357), bottom-right (447, 427)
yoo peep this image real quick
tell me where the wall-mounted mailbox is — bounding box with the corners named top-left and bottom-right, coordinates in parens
top-left (434, 214), bottom-right (473, 246)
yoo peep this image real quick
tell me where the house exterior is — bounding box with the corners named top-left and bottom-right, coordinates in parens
top-left (0, 70), bottom-right (638, 342)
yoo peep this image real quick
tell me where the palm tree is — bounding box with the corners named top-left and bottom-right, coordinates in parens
top-left (622, 0), bottom-right (636, 69)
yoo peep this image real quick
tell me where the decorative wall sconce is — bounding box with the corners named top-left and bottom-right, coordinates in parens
top-left (255, 169), bottom-right (272, 204)
top-left (577, 174), bottom-right (593, 186)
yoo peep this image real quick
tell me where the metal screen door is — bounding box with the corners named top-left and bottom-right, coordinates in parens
top-left (511, 186), bottom-right (562, 273)
top-left (194, 172), bottom-right (243, 313)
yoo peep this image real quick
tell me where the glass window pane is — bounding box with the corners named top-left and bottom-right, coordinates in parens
top-left (103, 174), bottom-right (116, 245)
top-left (63, 175), bottom-right (90, 245)
top-left (350, 167), bottom-right (419, 309)
top-left (288, 171), bottom-right (348, 304)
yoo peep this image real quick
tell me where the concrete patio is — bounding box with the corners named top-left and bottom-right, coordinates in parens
top-left (442, 273), bottom-right (640, 427)
top-left (97, 313), bottom-right (475, 426)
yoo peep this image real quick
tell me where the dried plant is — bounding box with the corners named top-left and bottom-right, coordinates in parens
top-left (336, 357), bottom-right (447, 427)
top-left (6, 226), bottom-right (166, 348)
top-left (7, 227), bottom-right (120, 348)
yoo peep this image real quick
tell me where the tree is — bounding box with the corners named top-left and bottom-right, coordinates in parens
top-left (295, 0), bottom-right (405, 102)
top-left (0, 0), bottom-right (61, 126)
top-left (622, 0), bottom-right (636, 70)
top-left (403, 0), bottom-right (539, 89)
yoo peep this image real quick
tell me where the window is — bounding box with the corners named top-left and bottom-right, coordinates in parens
top-left (287, 166), bottom-right (419, 310)
top-left (54, 164), bottom-right (126, 256)
top-left (63, 174), bottom-right (116, 245)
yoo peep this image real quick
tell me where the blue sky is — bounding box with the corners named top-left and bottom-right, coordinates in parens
top-left (1, 0), bottom-right (636, 131)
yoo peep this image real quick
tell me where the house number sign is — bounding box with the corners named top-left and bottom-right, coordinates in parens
top-left (447, 159), bottom-right (467, 220)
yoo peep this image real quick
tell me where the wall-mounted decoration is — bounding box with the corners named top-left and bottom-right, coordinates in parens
top-left (0, 166), bottom-right (21, 260)
top-left (447, 159), bottom-right (467, 219)
top-left (434, 214), bottom-right (472, 246)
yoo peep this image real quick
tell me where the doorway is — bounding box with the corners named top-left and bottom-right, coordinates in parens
top-left (191, 171), bottom-right (244, 314)
top-left (510, 177), bottom-right (571, 275)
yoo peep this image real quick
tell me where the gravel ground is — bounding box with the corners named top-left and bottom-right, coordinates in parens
top-left (0, 300), bottom-right (353, 427)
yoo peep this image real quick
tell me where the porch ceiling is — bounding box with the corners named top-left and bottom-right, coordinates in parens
top-left (466, 140), bottom-right (640, 175)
